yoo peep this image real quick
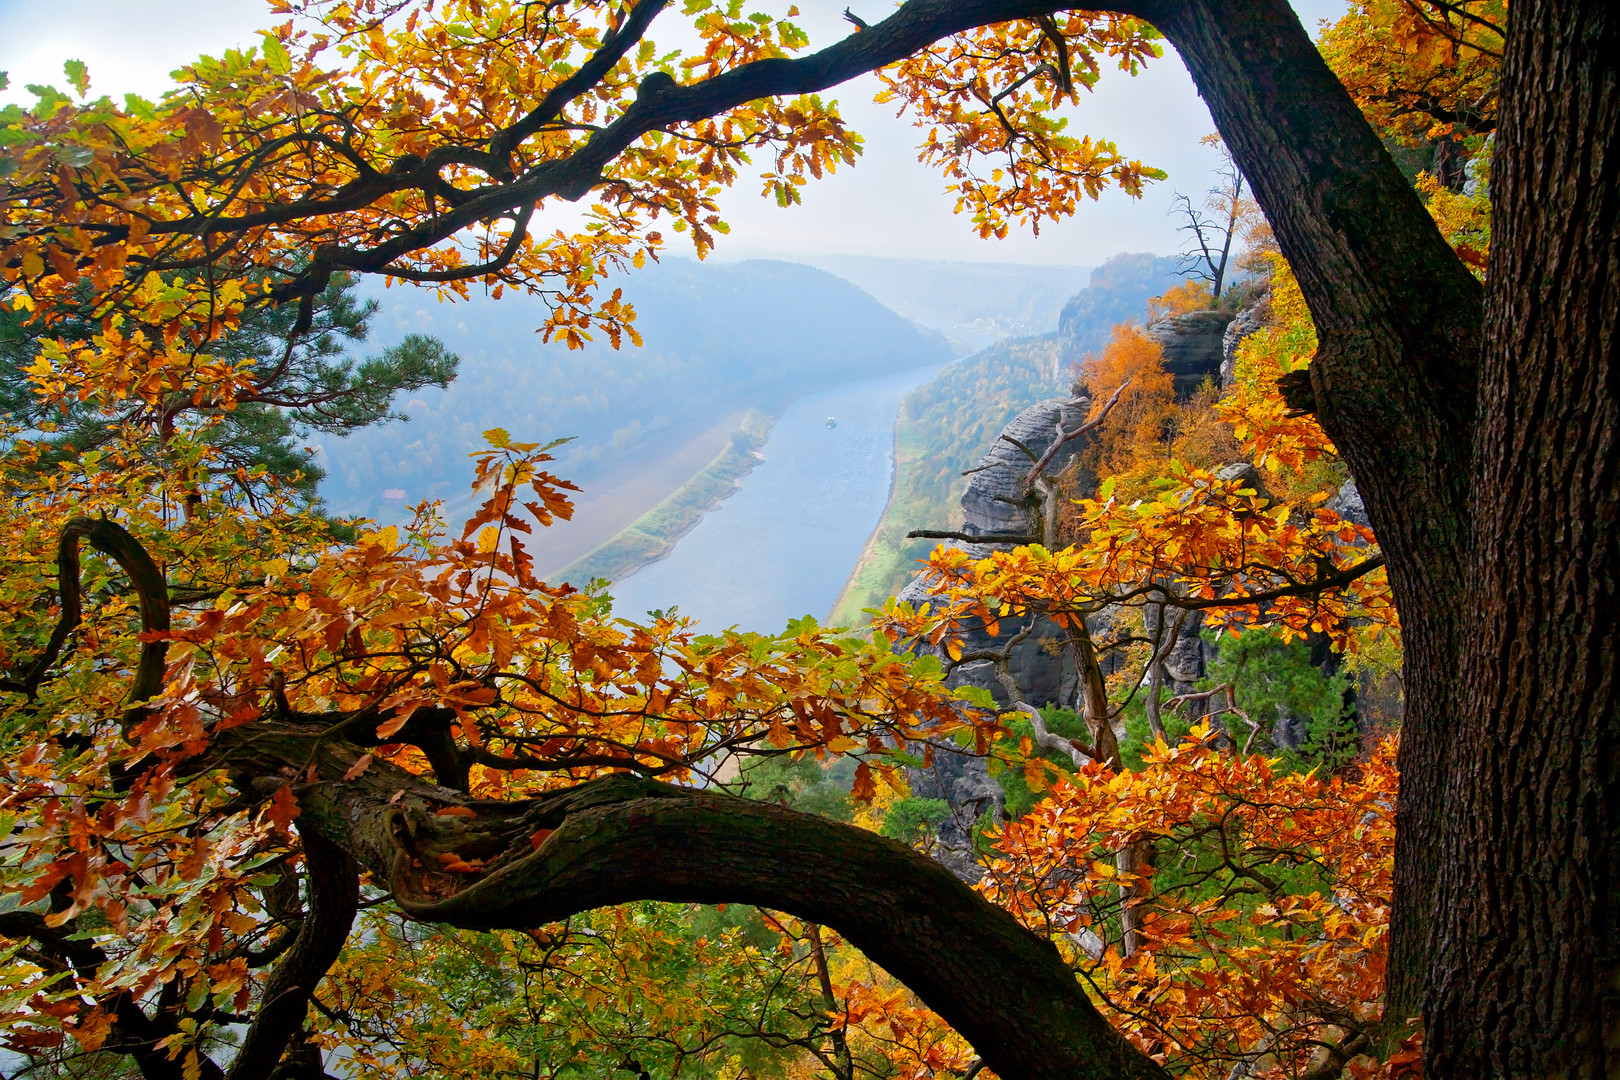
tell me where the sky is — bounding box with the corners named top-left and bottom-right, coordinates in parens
top-left (0, 0), bottom-right (1346, 266)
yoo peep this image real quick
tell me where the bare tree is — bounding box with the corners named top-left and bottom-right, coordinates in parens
top-left (1169, 136), bottom-right (1248, 307)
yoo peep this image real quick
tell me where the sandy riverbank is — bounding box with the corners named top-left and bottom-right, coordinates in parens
top-left (533, 410), bottom-right (746, 577)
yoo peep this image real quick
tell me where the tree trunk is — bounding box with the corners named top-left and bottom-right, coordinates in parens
top-left (1425, 1), bottom-right (1620, 1074)
top-left (1135, 0), bottom-right (1485, 1026)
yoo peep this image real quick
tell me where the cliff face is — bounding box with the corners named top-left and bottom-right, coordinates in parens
top-left (956, 397), bottom-right (1094, 541)
top-left (1147, 308), bottom-right (1236, 399)
top-left (1220, 293), bottom-right (1271, 387)
top-left (900, 397), bottom-right (1099, 880)
top-left (901, 396), bottom-right (1095, 713)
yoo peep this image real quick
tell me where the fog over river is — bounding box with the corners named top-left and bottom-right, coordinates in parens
top-left (606, 362), bottom-right (946, 634)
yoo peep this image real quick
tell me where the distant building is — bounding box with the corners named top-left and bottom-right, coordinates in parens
top-left (382, 488), bottom-right (406, 501)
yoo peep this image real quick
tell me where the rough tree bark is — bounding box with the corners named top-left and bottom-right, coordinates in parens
top-left (1426, 1), bottom-right (1619, 1074)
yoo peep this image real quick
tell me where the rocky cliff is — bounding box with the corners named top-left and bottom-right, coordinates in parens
top-left (1146, 308), bottom-right (1236, 398)
top-left (900, 396), bottom-right (1096, 711)
top-left (898, 396), bottom-right (1100, 879)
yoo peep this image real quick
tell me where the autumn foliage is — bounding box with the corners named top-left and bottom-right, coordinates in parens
top-left (983, 731), bottom-right (1399, 1077)
top-left (835, 239), bottom-right (1401, 1075)
top-left (1077, 323), bottom-right (1176, 480)
top-left (1317, 0), bottom-right (1504, 150)
top-left (0, 0), bottom-right (1500, 1075)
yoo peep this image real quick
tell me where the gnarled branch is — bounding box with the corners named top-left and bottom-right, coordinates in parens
top-left (220, 723), bottom-right (1168, 1080)
top-left (4, 519), bottom-right (169, 732)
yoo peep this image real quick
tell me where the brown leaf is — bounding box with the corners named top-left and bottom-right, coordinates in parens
top-left (851, 761), bottom-right (876, 802)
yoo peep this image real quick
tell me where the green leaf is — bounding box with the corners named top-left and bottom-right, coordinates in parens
top-left (954, 684), bottom-right (997, 709)
top-left (260, 34), bottom-right (292, 75)
top-left (123, 93), bottom-right (158, 121)
top-left (63, 59), bottom-right (90, 97)
top-left (26, 84), bottom-right (70, 118)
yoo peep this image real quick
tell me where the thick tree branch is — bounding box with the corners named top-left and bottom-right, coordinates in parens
top-left (1117, 16), bottom-right (1481, 1011)
top-left (489, 0), bottom-right (673, 159)
top-left (218, 724), bottom-right (1168, 1080)
top-left (224, 829), bottom-right (359, 1080)
top-left (4, 520), bottom-right (169, 732)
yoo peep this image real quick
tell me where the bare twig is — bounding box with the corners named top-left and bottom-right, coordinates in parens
top-left (1027, 379), bottom-right (1130, 483)
top-left (1143, 605), bottom-right (1189, 743)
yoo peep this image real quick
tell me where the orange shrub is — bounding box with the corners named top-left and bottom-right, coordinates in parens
top-left (1147, 279), bottom-right (1212, 320)
top-left (1078, 324), bottom-right (1176, 480)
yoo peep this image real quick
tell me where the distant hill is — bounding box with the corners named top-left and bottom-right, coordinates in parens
top-left (311, 259), bottom-right (952, 518)
top-left (1058, 252), bottom-right (1184, 361)
top-left (793, 255), bottom-right (1095, 349)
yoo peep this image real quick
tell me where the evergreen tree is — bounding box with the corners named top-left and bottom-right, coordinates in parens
top-left (0, 273), bottom-right (456, 501)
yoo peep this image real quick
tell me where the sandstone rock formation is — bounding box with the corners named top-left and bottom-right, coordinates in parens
top-left (900, 396), bottom-right (1096, 711)
top-left (1327, 478), bottom-right (1369, 528)
top-left (899, 396), bottom-right (1101, 879)
top-left (1145, 308), bottom-right (1235, 399)
top-left (1220, 294), bottom-right (1270, 388)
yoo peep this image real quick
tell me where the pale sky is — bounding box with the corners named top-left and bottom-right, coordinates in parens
top-left (0, 0), bottom-right (1346, 266)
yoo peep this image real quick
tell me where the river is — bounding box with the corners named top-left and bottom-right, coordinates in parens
top-left (606, 362), bottom-right (947, 634)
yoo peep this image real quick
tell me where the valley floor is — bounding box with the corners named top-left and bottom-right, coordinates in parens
top-left (534, 409), bottom-right (746, 577)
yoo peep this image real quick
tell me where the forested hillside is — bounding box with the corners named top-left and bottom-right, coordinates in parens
top-left (313, 258), bottom-right (951, 518)
top-left (1057, 252), bottom-right (1186, 359)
